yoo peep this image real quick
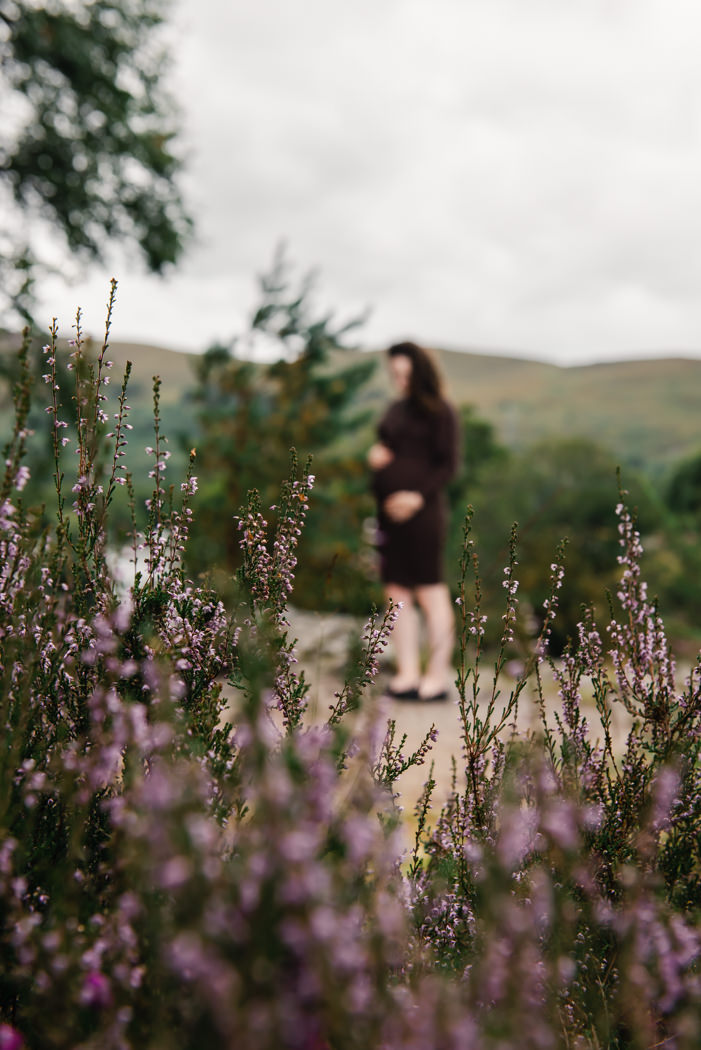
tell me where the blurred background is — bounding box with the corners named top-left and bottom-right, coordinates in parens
top-left (2, 0), bottom-right (701, 653)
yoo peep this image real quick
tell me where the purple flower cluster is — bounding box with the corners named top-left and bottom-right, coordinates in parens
top-left (2, 304), bottom-right (701, 1049)
top-left (409, 496), bottom-right (701, 1047)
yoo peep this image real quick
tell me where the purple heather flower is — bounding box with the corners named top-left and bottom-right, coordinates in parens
top-left (158, 856), bottom-right (192, 890)
top-left (0, 1027), bottom-right (23, 1050)
top-left (13, 465), bottom-right (30, 492)
top-left (80, 971), bottom-right (113, 1009)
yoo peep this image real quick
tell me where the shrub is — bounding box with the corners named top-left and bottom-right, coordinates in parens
top-left (0, 297), bottom-right (700, 1048)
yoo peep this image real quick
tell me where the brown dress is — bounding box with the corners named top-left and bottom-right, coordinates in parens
top-left (372, 398), bottom-right (459, 587)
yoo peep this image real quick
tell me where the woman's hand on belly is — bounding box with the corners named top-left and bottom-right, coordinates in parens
top-left (383, 490), bottom-right (424, 523)
top-left (368, 442), bottom-right (394, 470)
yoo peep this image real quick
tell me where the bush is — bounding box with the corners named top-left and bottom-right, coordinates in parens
top-left (185, 249), bottom-right (378, 614)
top-left (1, 301), bottom-right (700, 1048)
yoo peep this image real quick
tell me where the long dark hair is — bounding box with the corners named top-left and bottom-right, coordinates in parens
top-left (387, 341), bottom-right (445, 415)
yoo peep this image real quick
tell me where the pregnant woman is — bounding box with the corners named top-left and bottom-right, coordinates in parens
top-left (368, 341), bottom-right (460, 701)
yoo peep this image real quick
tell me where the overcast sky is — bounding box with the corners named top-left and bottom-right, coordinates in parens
top-left (36, 0), bottom-right (701, 365)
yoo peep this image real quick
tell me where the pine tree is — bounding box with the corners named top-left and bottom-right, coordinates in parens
top-left (187, 250), bottom-right (379, 612)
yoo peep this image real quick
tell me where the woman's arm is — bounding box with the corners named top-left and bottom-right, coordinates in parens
top-left (415, 404), bottom-right (460, 499)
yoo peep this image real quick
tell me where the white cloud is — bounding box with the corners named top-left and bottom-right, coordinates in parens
top-left (32, 0), bottom-right (701, 364)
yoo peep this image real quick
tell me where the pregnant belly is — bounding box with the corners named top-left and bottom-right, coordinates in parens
top-left (374, 456), bottom-right (428, 497)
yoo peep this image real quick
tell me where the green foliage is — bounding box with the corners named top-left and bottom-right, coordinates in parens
top-left (0, 0), bottom-right (190, 323)
top-left (461, 437), bottom-right (663, 651)
top-left (187, 249), bottom-right (378, 612)
top-left (668, 448), bottom-right (701, 519)
top-left (445, 405), bottom-right (508, 594)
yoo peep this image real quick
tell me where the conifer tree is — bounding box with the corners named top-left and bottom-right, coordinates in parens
top-left (188, 250), bottom-right (379, 612)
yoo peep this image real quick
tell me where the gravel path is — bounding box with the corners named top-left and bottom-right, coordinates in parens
top-left (285, 607), bottom-right (634, 816)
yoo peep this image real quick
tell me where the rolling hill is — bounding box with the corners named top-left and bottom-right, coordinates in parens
top-left (358, 347), bottom-right (701, 477)
top-left (3, 335), bottom-right (700, 478)
top-left (434, 349), bottom-right (701, 476)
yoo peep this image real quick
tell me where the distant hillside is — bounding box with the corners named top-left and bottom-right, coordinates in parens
top-left (0, 336), bottom-right (199, 486)
top-left (0, 336), bottom-right (195, 413)
top-left (434, 349), bottom-right (701, 476)
top-left (105, 339), bottom-right (196, 407)
top-left (3, 335), bottom-right (700, 478)
top-left (356, 347), bottom-right (701, 476)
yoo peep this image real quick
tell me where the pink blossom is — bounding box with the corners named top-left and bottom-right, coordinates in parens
top-left (80, 971), bottom-right (113, 1009)
top-left (0, 1026), bottom-right (23, 1050)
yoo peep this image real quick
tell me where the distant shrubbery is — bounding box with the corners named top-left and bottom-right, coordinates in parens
top-left (184, 250), bottom-right (379, 614)
top-left (4, 256), bottom-right (701, 645)
top-left (1, 301), bottom-right (700, 1049)
top-left (179, 254), bottom-right (701, 642)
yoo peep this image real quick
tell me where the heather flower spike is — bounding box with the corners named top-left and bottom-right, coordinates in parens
top-left (1, 295), bottom-right (700, 1050)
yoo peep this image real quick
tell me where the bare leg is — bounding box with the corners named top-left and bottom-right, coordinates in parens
top-left (385, 583), bottom-right (420, 690)
top-left (415, 583), bottom-right (455, 697)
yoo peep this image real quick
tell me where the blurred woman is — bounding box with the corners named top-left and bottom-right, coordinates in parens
top-left (368, 342), bottom-right (459, 701)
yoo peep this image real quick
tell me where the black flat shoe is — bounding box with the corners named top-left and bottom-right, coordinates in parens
top-left (385, 684), bottom-right (420, 701)
top-left (417, 690), bottom-right (448, 703)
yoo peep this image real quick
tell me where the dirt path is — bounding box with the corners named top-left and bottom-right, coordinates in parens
top-left (285, 608), bottom-right (634, 815)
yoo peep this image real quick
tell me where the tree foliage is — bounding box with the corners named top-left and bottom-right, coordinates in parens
top-left (187, 250), bottom-right (378, 611)
top-left (0, 0), bottom-right (190, 322)
top-left (668, 449), bottom-right (701, 519)
top-left (464, 438), bottom-right (663, 652)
